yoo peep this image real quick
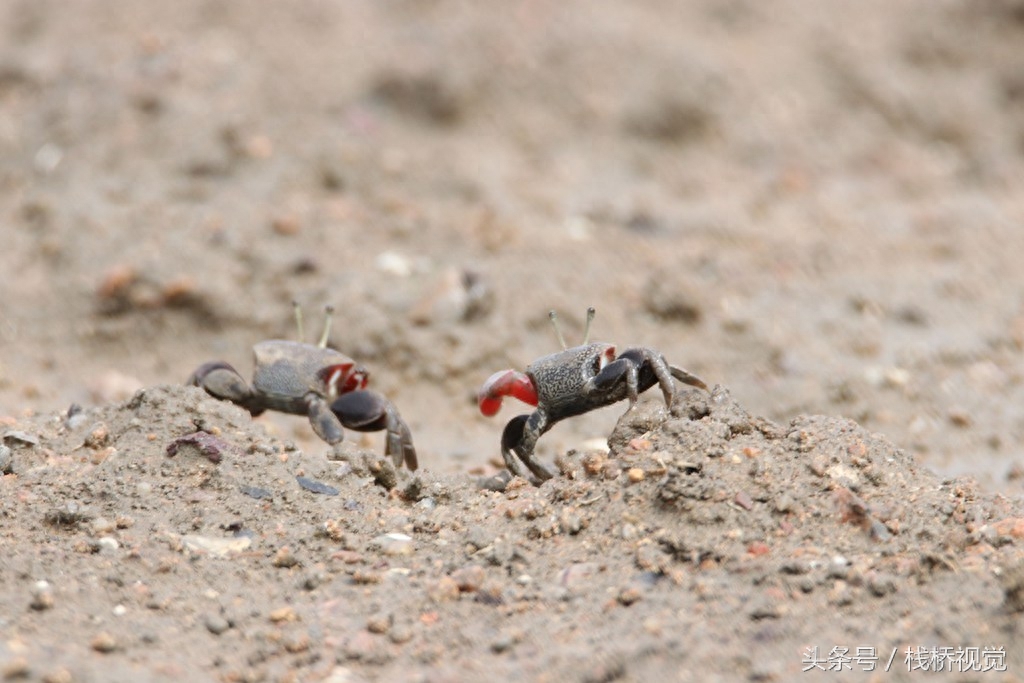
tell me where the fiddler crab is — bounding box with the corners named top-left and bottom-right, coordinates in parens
top-left (188, 303), bottom-right (417, 471)
top-left (477, 308), bottom-right (707, 483)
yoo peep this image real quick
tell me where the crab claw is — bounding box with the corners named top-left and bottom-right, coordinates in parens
top-left (477, 369), bottom-right (538, 416)
top-left (330, 390), bottom-right (418, 471)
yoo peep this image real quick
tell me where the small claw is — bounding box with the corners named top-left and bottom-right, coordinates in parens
top-left (478, 369), bottom-right (538, 416)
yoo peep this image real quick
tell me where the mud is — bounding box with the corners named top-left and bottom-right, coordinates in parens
top-left (2, 1), bottom-right (1024, 681)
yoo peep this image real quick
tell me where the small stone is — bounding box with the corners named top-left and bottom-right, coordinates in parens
top-left (388, 623), bottom-right (414, 644)
top-left (948, 408), bottom-right (972, 428)
top-left (0, 445), bottom-right (12, 474)
top-left (91, 632), bottom-right (118, 653)
top-left (269, 606), bottom-right (299, 623)
top-left (2, 657), bottom-right (30, 679)
top-left (733, 491), bottom-right (754, 511)
top-left (369, 533), bottom-right (414, 556)
top-left (366, 614), bottom-right (392, 634)
top-left (65, 404), bottom-right (87, 431)
top-left (450, 565), bottom-right (486, 592)
top-left (296, 476), bottom-right (339, 496)
top-left (84, 423), bottom-right (109, 449)
top-left (182, 534), bottom-right (251, 558)
top-left (90, 517), bottom-right (116, 536)
top-left (427, 576), bottom-right (460, 603)
top-left (97, 537), bottom-right (120, 553)
top-left (166, 431), bottom-right (238, 464)
top-left (3, 430), bottom-right (38, 447)
top-left (617, 585), bottom-right (643, 606)
top-left (581, 452), bottom-right (606, 476)
top-left (272, 214), bottom-right (301, 236)
top-left (627, 468), bottom-right (645, 483)
top-left (272, 546), bottom-right (300, 568)
top-left (205, 614), bottom-right (231, 635)
top-left (284, 634), bottom-right (311, 653)
top-left (490, 635), bottom-right (516, 653)
top-left (30, 580), bottom-right (55, 610)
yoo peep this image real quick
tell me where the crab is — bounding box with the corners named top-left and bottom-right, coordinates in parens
top-left (187, 303), bottom-right (417, 471)
top-left (477, 308), bottom-right (707, 483)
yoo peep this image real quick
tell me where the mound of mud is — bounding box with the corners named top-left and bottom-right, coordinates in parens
top-left (2, 385), bottom-right (1023, 681)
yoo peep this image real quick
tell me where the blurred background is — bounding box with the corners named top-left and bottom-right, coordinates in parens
top-left (1, 0), bottom-right (1023, 491)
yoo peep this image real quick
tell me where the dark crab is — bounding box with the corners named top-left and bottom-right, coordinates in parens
top-left (477, 308), bottom-right (706, 483)
top-left (188, 303), bottom-right (417, 470)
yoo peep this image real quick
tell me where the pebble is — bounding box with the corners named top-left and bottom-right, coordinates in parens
top-left (0, 445), bottom-right (12, 473)
top-left (97, 537), bottom-right (120, 553)
top-left (84, 423), bottom-right (109, 448)
top-left (450, 565), bottom-right (486, 592)
top-left (3, 430), bottom-right (38, 447)
top-left (366, 614), bottom-right (392, 634)
top-left (2, 657), bottom-right (30, 679)
top-left (617, 585), bottom-right (643, 606)
top-left (427, 576), bottom-right (460, 602)
top-left (30, 580), bottom-right (55, 610)
top-left (166, 431), bottom-right (238, 464)
top-left (284, 633), bottom-right (311, 653)
top-left (627, 468), bottom-right (645, 483)
top-left (240, 485), bottom-right (273, 500)
top-left (91, 632), bottom-right (118, 653)
top-left (272, 546), bottom-right (300, 568)
top-left (205, 614), bottom-right (231, 635)
top-left (369, 533), bottom-right (414, 556)
top-left (182, 534), bottom-right (252, 558)
top-left (581, 452), bottom-right (606, 476)
top-left (269, 606), bottom-right (299, 623)
top-left (91, 517), bottom-right (116, 536)
top-left (65, 403), bottom-right (87, 430)
top-left (388, 623), bottom-right (414, 644)
top-left (296, 476), bottom-right (339, 496)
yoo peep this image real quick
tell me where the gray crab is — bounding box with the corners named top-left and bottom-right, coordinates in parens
top-left (477, 308), bottom-right (706, 483)
top-left (188, 303), bottom-right (417, 470)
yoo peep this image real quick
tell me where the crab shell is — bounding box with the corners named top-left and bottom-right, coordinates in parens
top-left (478, 342), bottom-right (617, 418)
top-left (251, 340), bottom-right (367, 413)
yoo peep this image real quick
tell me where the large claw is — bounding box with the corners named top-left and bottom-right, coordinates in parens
top-left (187, 361), bottom-right (263, 415)
top-left (477, 369), bottom-right (538, 416)
top-left (500, 412), bottom-right (557, 484)
top-left (329, 390), bottom-right (418, 471)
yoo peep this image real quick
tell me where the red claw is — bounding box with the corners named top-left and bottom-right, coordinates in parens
top-left (478, 369), bottom-right (538, 416)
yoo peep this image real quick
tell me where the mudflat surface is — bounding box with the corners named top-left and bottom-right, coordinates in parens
top-left (2, 1), bottom-right (1024, 681)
